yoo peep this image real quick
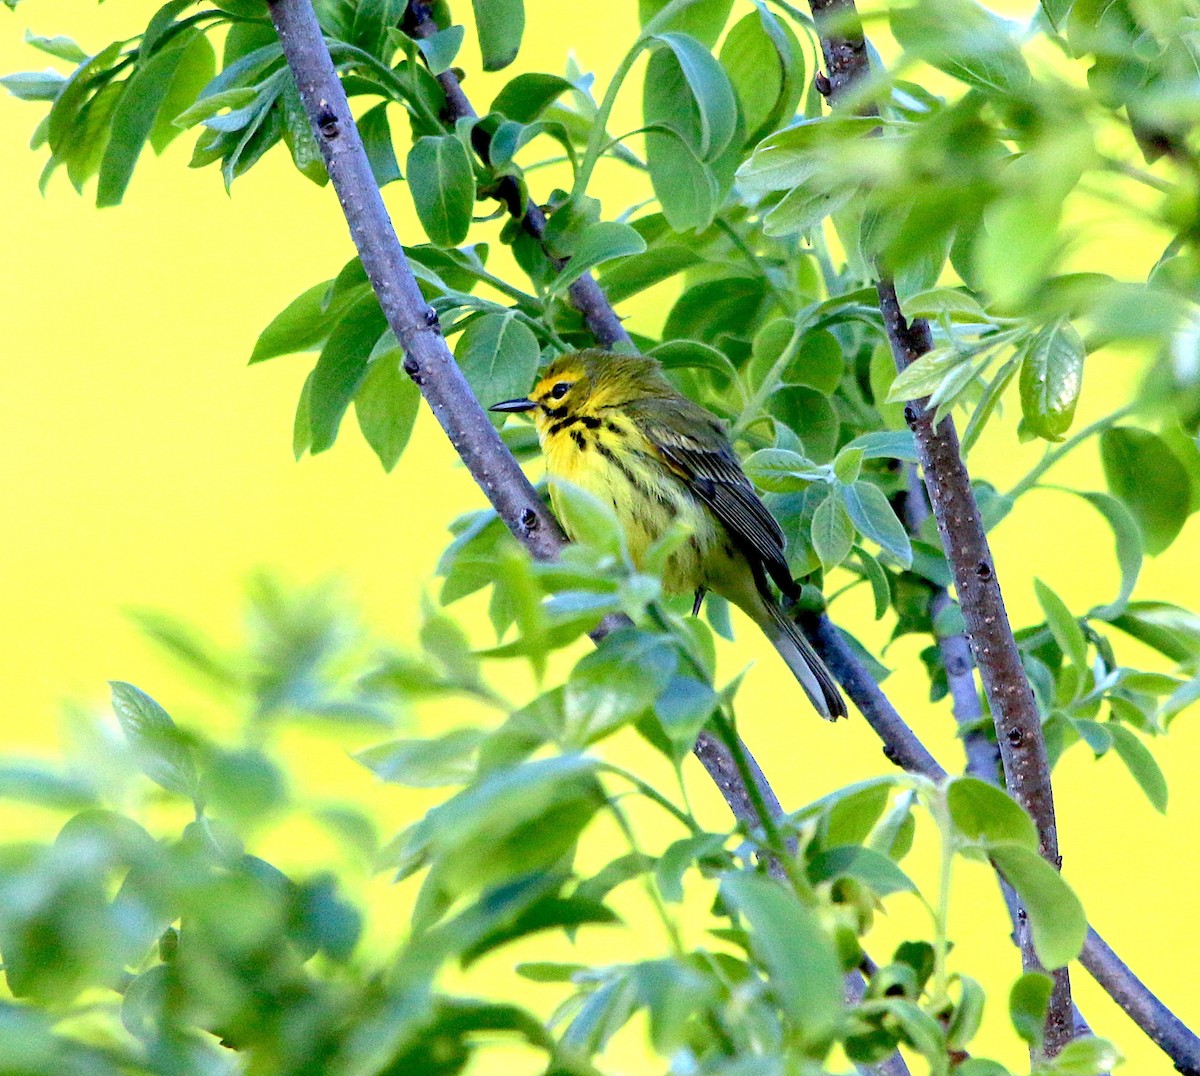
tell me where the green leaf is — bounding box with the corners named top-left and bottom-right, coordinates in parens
top-left (643, 67), bottom-right (718, 230)
top-left (416, 24), bottom-right (465, 76)
top-left (763, 185), bottom-right (852, 238)
top-left (550, 221), bottom-right (647, 295)
top-left (359, 102), bottom-right (402, 187)
top-left (109, 681), bottom-right (200, 801)
top-left (639, 0), bottom-right (733, 47)
top-left (990, 844), bottom-right (1086, 969)
top-left (1034, 579), bottom-right (1088, 673)
top-left (1010, 972), bottom-right (1054, 1051)
top-left (565, 629), bottom-right (679, 745)
top-left (833, 447), bottom-right (864, 485)
top-left (1107, 723), bottom-right (1167, 812)
top-left (744, 448), bottom-right (826, 492)
top-left (406, 134), bottom-right (476, 247)
top-left (807, 845), bottom-right (917, 896)
top-left (24, 29), bottom-right (87, 62)
top-left (735, 115), bottom-right (879, 194)
top-left (654, 676), bottom-right (719, 759)
top-left (977, 194), bottom-right (1061, 308)
top-left (946, 975), bottom-right (986, 1052)
top-left (411, 755), bottom-right (603, 897)
top-left (599, 244), bottom-right (702, 303)
top-left (454, 311), bottom-right (541, 424)
top-left (961, 354), bottom-right (1020, 456)
top-left (470, 0), bottom-right (524, 71)
top-left (946, 777), bottom-right (1038, 849)
top-left (1, 70), bottom-right (68, 101)
top-left (857, 548), bottom-right (891, 619)
top-left (98, 32), bottom-right (204, 207)
top-left (770, 386), bottom-right (839, 461)
top-left (172, 85), bottom-right (259, 130)
top-left (357, 728), bottom-right (484, 787)
top-left (901, 287), bottom-right (989, 322)
top-left (309, 293), bottom-right (388, 453)
top-left (1073, 718), bottom-right (1112, 756)
top-left (1100, 427), bottom-right (1192, 555)
top-left (843, 430), bottom-right (919, 462)
top-left (1020, 320), bottom-right (1085, 441)
top-left (652, 338), bottom-right (738, 386)
top-left (886, 347), bottom-right (970, 403)
top-left (841, 481), bottom-right (912, 568)
top-left (293, 368), bottom-right (315, 459)
top-left (149, 32), bottom-right (216, 153)
top-left (0, 762), bottom-right (98, 811)
top-left (252, 281), bottom-right (349, 363)
top-left (1054, 1036), bottom-right (1123, 1076)
top-left (646, 33), bottom-right (735, 159)
top-left (891, 0), bottom-right (1031, 96)
top-left (812, 494), bottom-right (854, 572)
top-left (490, 72), bottom-right (573, 122)
top-left (461, 893), bottom-right (619, 968)
top-left (719, 873), bottom-right (843, 1044)
top-left (355, 333), bottom-right (421, 471)
top-left (719, 6), bottom-right (803, 143)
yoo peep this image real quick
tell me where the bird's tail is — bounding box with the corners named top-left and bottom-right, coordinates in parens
top-left (748, 589), bottom-right (847, 721)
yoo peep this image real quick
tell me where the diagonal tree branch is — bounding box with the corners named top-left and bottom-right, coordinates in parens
top-left (903, 469), bottom-right (1000, 783)
top-left (264, 2), bottom-right (1199, 1070)
top-left (878, 273), bottom-right (1075, 1053)
top-left (402, 1), bottom-right (631, 350)
top-left (805, 0), bottom-right (1073, 1050)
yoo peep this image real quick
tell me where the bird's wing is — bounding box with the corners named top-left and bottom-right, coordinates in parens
top-left (629, 398), bottom-right (798, 599)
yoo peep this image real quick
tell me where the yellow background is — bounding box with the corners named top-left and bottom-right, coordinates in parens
top-left (2, 1), bottom-right (1198, 1071)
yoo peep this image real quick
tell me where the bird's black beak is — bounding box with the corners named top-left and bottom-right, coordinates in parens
top-left (489, 397), bottom-right (538, 413)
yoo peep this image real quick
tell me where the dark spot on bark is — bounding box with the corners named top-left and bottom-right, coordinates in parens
top-left (903, 404), bottom-right (918, 424)
top-left (520, 508), bottom-right (538, 531)
top-left (976, 560), bottom-right (992, 579)
top-left (317, 109), bottom-right (339, 138)
top-left (403, 357), bottom-right (419, 376)
top-left (814, 71), bottom-right (832, 97)
top-left (882, 744), bottom-right (900, 766)
top-left (1007, 727), bottom-right (1023, 746)
top-left (424, 306), bottom-right (439, 327)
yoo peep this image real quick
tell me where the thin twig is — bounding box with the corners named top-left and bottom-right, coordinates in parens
top-left (402, 1), bottom-right (630, 349)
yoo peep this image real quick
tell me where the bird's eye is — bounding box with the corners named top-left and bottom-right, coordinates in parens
top-left (549, 381), bottom-right (571, 400)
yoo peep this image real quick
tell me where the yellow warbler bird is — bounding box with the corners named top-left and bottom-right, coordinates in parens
top-left (490, 349), bottom-right (846, 720)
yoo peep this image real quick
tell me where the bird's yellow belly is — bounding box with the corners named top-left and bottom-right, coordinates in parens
top-left (545, 432), bottom-right (727, 596)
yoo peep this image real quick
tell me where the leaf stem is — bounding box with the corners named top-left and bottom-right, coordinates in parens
top-left (1007, 404), bottom-right (1136, 500)
top-left (597, 762), bottom-right (700, 832)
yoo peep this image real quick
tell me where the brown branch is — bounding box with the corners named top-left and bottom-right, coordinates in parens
top-left (402, 0), bottom-right (631, 349)
top-left (804, 614), bottom-right (942, 779)
top-left (877, 285), bottom-right (1073, 1049)
top-left (804, 0), bottom-right (1074, 1050)
top-left (903, 469), bottom-right (1000, 783)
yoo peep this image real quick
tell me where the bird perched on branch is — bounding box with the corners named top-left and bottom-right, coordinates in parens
top-left (490, 349), bottom-right (846, 720)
